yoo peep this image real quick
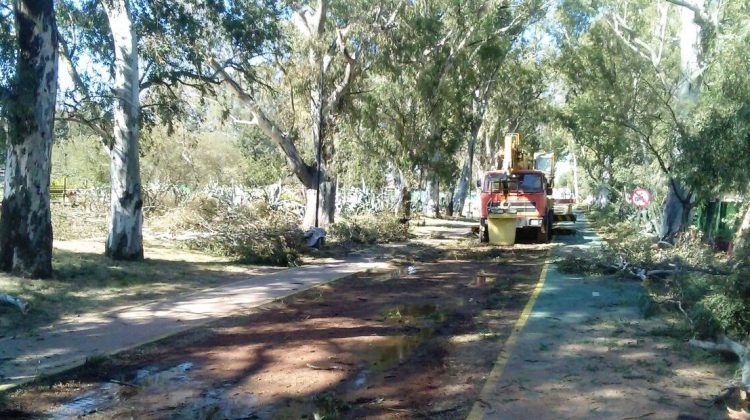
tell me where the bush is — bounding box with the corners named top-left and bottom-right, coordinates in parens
top-left (329, 213), bottom-right (409, 245)
top-left (178, 199), bottom-right (306, 267)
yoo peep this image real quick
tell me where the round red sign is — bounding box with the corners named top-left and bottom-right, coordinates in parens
top-left (631, 188), bottom-right (652, 208)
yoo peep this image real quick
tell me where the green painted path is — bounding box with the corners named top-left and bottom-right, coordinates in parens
top-left (469, 216), bottom-right (719, 419)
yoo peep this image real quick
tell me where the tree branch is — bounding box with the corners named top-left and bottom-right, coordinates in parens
top-left (210, 59), bottom-right (314, 187)
top-left (0, 293), bottom-right (30, 314)
top-left (690, 336), bottom-right (750, 388)
top-left (59, 115), bottom-right (111, 141)
top-left (665, 0), bottom-right (710, 27)
top-left (58, 35), bottom-right (88, 96)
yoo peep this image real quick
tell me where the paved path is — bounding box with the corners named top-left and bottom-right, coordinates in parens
top-left (467, 217), bottom-right (704, 419)
top-left (0, 257), bottom-right (390, 391)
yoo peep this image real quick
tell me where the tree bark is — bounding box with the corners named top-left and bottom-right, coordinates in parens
top-left (397, 185), bottom-right (411, 219)
top-left (102, 0), bottom-right (144, 260)
top-left (572, 145), bottom-right (580, 202)
top-left (660, 179), bottom-right (691, 241)
top-left (659, 0), bottom-right (710, 240)
top-left (452, 126), bottom-right (478, 216)
top-left (0, 0), bottom-right (58, 278)
top-left (732, 200), bottom-right (750, 257)
top-left (302, 179), bottom-right (336, 229)
top-left (690, 336), bottom-right (750, 389)
top-left (423, 176), bottom-right (439, 217)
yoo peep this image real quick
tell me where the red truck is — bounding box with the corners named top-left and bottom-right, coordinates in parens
top-left (478, 168), bottom-right (553, 243)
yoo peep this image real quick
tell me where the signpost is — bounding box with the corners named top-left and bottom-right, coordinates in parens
top-left (631, 188), bottom-right (652, 208)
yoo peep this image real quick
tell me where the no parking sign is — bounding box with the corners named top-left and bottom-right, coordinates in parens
top-left (631, 188), bottom-right (652, 208)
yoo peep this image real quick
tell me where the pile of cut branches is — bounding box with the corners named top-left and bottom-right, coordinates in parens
top-left (572, 218), bottom-right (750, 391)
top-left (177, 198), bottom-right (306, 267)
top-left (328, 213), bottom-right (409, 245)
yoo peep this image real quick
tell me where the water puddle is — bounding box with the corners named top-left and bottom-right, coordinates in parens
top-left (363, 329), bottom-right (433, 372)
top-left (49, 361), bottom-right (256, 419)
top-left (349, 329), bottom-right (433, 391)
top-left (173, 382), bottom-right (258, 419)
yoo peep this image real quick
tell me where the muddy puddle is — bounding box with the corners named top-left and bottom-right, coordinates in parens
top-left (353, 328), bottom-right (433, 387)
top-left (49, 361), bottom-right (256, 419)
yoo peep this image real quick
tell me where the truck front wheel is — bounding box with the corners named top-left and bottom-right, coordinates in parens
top-left (536, 214), bottom-right (552, 243)
top-left (479, 221), bottom-right (489, 243)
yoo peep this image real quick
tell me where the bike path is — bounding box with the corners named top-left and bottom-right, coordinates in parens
top-left (468, 218), bottom-right (685, 419)
top-left (0, 257), bottom-right (390, 391)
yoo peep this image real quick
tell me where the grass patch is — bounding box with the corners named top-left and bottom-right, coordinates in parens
top-left (0, 241), bottom-right (268, 337)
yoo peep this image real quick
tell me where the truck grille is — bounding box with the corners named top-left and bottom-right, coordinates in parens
top-left (508, 201), bottom-right (537, 213)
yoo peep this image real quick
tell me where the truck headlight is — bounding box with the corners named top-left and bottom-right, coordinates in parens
top-left (529, 219), bottom-right (542, 226)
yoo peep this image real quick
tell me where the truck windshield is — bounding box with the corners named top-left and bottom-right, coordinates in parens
top-left (486, 174), bottom-right (507, 193)
top-left (511, 173), bottom-right (543, 193)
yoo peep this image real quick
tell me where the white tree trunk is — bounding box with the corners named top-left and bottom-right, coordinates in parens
top-left (423, 176), bottom-right (440, 217)
top-left (103, 0), bottom-right (143, 260)
top-left (690, 336), bottom-right (750, 389)
top-left (0, 0), bottom-right (58, 278)
top-left (572, 147), bottom-right (580, 202)
top-left (453, 126), bottom-right (479, 216)
top-left (677, 1), bottom-right (704, 105)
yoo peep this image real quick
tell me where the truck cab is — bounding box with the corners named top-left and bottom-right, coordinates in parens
top-left (478, 169), bottom-right (553, 243)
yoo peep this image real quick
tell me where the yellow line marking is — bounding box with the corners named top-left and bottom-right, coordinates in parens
top-left (466, 257), bottom-right (550, 420)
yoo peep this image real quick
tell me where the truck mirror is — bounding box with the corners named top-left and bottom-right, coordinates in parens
top-left (546, 187), bottom-right (553, 195)
top-left (475, 179), bottom-right (481, 188)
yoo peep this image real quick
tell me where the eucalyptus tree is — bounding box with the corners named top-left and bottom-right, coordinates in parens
top-left (605, 0), bottom-right (729, 240)
top-left (210, 0), bottom-right (402, 227)
top-left (0, 0), bottom-right (59, 277)
top-left (56, 0), bottom-right (278, 258)
top-left (58, 0), bottom-right (147, 259)
top-left (367, 0), bottom-right (545, 217)
top-left (556, 6), bottom-right (676, 206)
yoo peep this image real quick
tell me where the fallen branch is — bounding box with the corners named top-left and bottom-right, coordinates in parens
top-left (0, 293), bottom-right (30, 314)
top-left (690, 336), bottom-right (750, 389)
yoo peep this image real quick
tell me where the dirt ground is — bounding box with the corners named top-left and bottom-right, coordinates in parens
top-left (2, 234), bottom-right (548, 419)
top-left (1, 219), bottom-right (742, 419)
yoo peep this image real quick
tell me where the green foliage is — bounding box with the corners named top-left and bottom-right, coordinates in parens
top-left (678, 268), bottom-right (750, 339)
top-left (234, 126), bottom-right (287, 186)
top-left (591, 210), bottom-right (750, 340)
top-left (181, 199), bottom-right (306, 267)
top-left (329, 213), bottom-right (409, 245)
top-left (599, 222), bottom-right (658, 267)
top-left (52, 133), bottom-right (109, 187)
top-left (556, 255), bottom-right (610, 275)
